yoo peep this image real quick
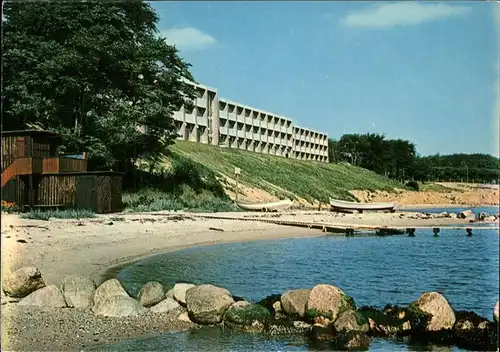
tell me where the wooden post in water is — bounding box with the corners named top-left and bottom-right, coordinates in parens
top-left (406, 228), bottom-right (416, 237)
top-left (433, 228), bottom-right (440, 237)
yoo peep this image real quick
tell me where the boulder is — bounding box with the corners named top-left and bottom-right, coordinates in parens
top-left (59, 275), bottom-right (96, 308)
top-left (137, 281), bottom-right (164, 307)
top-left (494, 301), bottom-right (499, 323)
top-left (185, 284), bottom-right (234, 324)
top-left (484, 216), bottom-right (497, 222)
top-left (165, 288), bottom-right (175, 299)
top-left (308, 323), bottom-right (336, 341)
top-left (93, 279), bottom-right (129, 311)
top-left (18, 285), bottom-right (66, 307)
top-left (411, 292), bottom-right (456, 331)
top-left (2, 266), bottom-right (46, 298)
top-left (280, 289), bottom-right (310, 318)
top-left (448, 213), bottom-right (458, 219)
top-left (150, 297), bottom-right (181, 313)
top-left (272, 301), bottom-right (286, 319)
top-left (94, 295), bottom-right (145, 317)
top-left (306, 284), bottom-right (355, 322)
top-left (224, 301), bottom-right (271, 332)
top-left (172, 283), bottom-right (196, 305)
top-left (334, 309), bottom-right (369, 333)
top-left (337, 331), bottom-right (371, 350)
top-left (178, 310), bottom-right (192, 322)
top-left (458, 210), bottom-right (474, 220)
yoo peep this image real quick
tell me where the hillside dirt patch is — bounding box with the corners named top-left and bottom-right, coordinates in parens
top-left (351, 183), bottom-right (499, 206)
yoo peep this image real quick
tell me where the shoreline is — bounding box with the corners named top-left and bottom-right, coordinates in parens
top-left (1, 208), bottom-right (499, 351)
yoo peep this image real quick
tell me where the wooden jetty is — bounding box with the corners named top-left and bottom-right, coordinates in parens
top-left (161, 212), bottom-right (498, 235)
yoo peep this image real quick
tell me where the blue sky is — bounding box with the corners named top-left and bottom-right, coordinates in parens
top-left (152, 1), bottom-right (499, 157)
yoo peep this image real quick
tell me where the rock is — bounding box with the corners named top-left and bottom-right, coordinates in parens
top-left (478, 212), bottom-right (489, 221)
top-left (314, 316), bottom-right (333, 325)
top-left (2, 266), bottom-right (46, 298)
top-left (59, 275), bottom-right (95, 308)
top-left (257, 294), bottom-right (282, 313)
top-left (293, 320), bottom-right (312, 330)
top-left (178, 310), bottom-right (192, 322)
top-left (334, 309), bottom-right (369, 333)
top-left (185, 284), bottom-right (234, 324)
top-left (273, 301), bottom-right (287, 320)
top-left (306, 284), bottom-right (355, 322)
top-left (150, 297), bottom-right (181, 313)
top-left (93, 279), bottom-right (129, 311)
top-left (308, 323), bottom-right (336, 341)
top-left (484, 216), bottom-right (497, 222)
top-left (224, 301), bottom-right (271, 332)
top-left (477, 321), bottom-right (489, 329)
top-left (448, 213), bottom-right (457, 219)
top-left (358, 306), bottom-right (411, 336)
top-left (18, 285), bottom-right (66, 307)
top-left (435, 212), bottom-right (448, 218)
top-left (94, 295), bottom-right (144, 317)
top-left (172, 283), bottom-right (196, 305)
top-left (458, 210), bottom-right (474, 219)
top-left (137, 281), bottom-right (164, 307)
top-left (494, 301), bottom-right (499, 323)
top-left (166, 288), bottom-right (175, 299)
top-left (280, 289), bottom-right (310, 318)
top-left (265, 319), bottom-right (311, 335)
top-left (411, 292), bottom-right (456, 331)
top-left (455, 320), bottom-right (475, 330)
top-left (337, 331), bottom-right (371, 350)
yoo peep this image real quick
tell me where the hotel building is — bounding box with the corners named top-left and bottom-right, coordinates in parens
top-left (172, 81), bottom-right (329, 162)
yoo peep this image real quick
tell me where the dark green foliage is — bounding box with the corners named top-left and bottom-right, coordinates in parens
top-left (21, 209), bottom-right (95, 220)
top-left (224, 304), bottom-right (272, 326)
top-left (122, 154), bottom-right (239, 212)
top-left (3, 1), bottom-right (195, 172)
top-left (256, 294), bottom-right (282, 314)
top-left (305, 308), bottom-right (333, 321)
top-left (405, 181), bottom-right (420, 191)
top-left (328, 134), bottom-right (499, 184)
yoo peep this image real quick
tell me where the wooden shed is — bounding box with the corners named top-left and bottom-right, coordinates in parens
top-left (1, 130), bottom-right (123, 213)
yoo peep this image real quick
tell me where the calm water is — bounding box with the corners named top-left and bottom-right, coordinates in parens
top-left (100, 207), bottom-right (499, 351)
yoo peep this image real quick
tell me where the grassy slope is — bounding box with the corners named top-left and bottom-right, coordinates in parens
top-left (170, 141), bottom-right (403, 203)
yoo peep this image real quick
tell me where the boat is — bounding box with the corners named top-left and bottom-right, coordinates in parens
top-left (235, 199), bottom-right (293, 212)
top-left (329, 198), bottom-right (396, 212)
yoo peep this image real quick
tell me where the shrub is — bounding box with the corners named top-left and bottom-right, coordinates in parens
top-left (406, 181), bottom-right (420, 191)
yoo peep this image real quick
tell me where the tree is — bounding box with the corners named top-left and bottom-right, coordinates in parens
top-left (2, 1), bottom-right (195, 171)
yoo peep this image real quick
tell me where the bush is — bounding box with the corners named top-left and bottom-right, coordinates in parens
top-left (405, 181), bottom-right (420, 191)
top-left (21, 209), bottom-right (96, 221)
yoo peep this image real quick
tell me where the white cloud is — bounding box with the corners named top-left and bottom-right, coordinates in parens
top-left (342, 2), bottom-right (471, 29)
top-left (161, 27), bottom-right (216, 51)
top-left (493, 5), bottom-right (500, 158)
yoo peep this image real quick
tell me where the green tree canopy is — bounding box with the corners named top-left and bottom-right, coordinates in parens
top-left (3, 1), bottom-right (195, 171)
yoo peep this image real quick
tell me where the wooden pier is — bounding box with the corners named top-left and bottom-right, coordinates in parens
top-left (182, 213), bottom-right (498, 235)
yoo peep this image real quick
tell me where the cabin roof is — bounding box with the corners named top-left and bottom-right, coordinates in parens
top-left (1, 129), bottom-right (63, 139)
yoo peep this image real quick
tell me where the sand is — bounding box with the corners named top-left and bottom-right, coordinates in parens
top-left (1, 208), bottom-right (498, 351)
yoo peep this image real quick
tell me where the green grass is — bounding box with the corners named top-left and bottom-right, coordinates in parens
top-left (123, 186), bottom-right (240, 213)
top-left (170, 141), bottom-right (404, 203)
top-left (21, 209), bottom-right (96, 221)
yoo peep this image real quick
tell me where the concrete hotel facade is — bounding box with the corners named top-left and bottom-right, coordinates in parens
top-left (173, 81), bottom-right (329, 162)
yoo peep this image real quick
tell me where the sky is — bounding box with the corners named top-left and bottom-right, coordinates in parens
top-left (151, 1), bottom-right (500, 157)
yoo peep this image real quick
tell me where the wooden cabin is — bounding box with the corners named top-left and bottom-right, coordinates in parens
top-left (1, 130), bottom-right (123, 213)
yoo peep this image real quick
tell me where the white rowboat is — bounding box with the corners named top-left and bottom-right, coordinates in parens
top-left (235, 199), bottom-right (293, 212)
top-left (329, 198), bottom-right (396, 212)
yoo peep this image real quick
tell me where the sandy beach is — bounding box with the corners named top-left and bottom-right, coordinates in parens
top-left (1, 208), bottom-right (498, 351)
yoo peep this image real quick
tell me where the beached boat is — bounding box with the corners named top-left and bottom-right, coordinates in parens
top-left (235, 199), bottom-right (293, 212)
top-left (329, 198), bottom-right (396, 212)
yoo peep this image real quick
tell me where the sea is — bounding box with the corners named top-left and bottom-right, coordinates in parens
top-left (93, 206), bottom-right (499, 351)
